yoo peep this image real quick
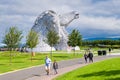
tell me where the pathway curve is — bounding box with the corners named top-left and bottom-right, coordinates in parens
top-left (0, 55), bottom-right (119, 80)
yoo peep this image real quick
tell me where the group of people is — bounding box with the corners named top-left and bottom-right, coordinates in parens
top-left (44, 50), bottom-right (94, 75)
top-left (45, 56), bottom-right (58, 75)
top-left (84, 49), bottom-right (94, 63)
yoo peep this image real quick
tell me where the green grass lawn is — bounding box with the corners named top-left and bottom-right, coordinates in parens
top-left (54, 57), bottom-right (120, 80)
top-left (0, 48), bottom-right (119, 74)
top-left (81, 46), bottom-right (120, 54)
top-left (0, 51), bottom-right (83, 73)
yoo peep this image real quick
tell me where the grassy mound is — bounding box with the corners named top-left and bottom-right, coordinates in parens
top-left (54, 57), bottom-right (120, 80)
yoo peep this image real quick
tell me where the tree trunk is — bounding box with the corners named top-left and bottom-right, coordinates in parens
top-left (31, 48), bottom-right (33, 62)
top-left (9, 48), bottom-right (12, 65)
top-left (50, 46), bottom-right (52, 60)
top-left (74, 47), bottom-right (75, 56)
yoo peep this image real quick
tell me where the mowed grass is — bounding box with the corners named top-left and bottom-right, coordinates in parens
top-left (0, 51), bottom-right (82, 73)
top-left (54, 57), bottom-right (120, 80)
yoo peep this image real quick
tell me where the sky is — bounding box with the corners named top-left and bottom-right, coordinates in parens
top-left (1, 0), bottom-right (120, 42)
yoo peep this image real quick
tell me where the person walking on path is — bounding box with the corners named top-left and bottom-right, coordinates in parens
top-left (45, 56), bottom-right (51, 75)
top-left (53, 60), bottom-right (58, 74)
top-left (109, 48), bottom-right (111, 54)
top-left (88, 51), bottom-right (93, 62)
top-left (84, 52), bottom-right (88, 63)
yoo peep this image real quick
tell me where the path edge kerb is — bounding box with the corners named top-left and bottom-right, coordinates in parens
top-left (52, 56), bottom-right (120, 80)
top-left (0, 58), bottom-right (81, 76)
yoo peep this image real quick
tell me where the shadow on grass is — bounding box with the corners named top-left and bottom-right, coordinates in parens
top-left (77, 70), bottom-right (120, 78)
top-left (32, 58), bottom-right (43, 60)
top-left (53, 56), bottom-right (69, 58)
top-left (12, 61), bottom-right (24, 63)
top-left (0, 64), bottom-right (6, 65)
top-left (105, 77), bottom-right (120, 80)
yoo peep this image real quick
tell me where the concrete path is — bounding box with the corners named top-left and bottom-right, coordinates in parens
top-left (0, 55), bottom-right (120, 80)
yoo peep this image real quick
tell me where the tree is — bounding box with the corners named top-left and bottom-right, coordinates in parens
top-left (26, 30), bottom-right (39, 61)
top-left (3, 27), bottom-right (23, 64)
top-left (68, 29), bottom-right (82, 55)
top-left (46, 30), bottom-right (60, 59)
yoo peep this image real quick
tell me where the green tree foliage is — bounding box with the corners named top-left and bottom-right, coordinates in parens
top-left (68, 29), bottom-right (82, 55)
top-left (26, 30), bottom-right (39, 60)
top-left (82, 40), bottom-right (120, 48)
top-left (3, 27), bottom-right (23, 64)
top-left (46, 30), bottom-right (60, 59)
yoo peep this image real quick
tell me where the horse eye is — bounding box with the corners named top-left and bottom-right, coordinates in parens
top-left (76, 14), bottom-right (79, 16)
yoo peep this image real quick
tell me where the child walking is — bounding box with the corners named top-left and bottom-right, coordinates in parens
top-left (53, 60), bottom-right (58, 74)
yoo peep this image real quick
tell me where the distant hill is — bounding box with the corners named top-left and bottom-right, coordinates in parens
top-left (83, 37), bottom-right (120, 41)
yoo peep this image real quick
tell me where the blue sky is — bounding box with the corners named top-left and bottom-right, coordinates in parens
top-left (0, 0), bottom-right (120, 42)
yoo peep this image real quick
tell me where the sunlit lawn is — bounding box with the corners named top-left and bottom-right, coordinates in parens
top-left (0, 47), bottom-right (119, 74)
top-left (54, 57), bottom-right (120, 80)
top-left (0, 51), bottom-right (83, 73)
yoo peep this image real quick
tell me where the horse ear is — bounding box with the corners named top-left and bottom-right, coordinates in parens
top-left (44, 11), bottom-right (49, 14)
top-left (48, 10), bottom-right (56, 14)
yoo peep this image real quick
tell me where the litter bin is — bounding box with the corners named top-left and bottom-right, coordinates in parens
top-left (32, 52), bottom-right (35, 56)
top-left (102, 50), bottom-right (107, 55)
top-left (98, 50), bottom-right (102, 56)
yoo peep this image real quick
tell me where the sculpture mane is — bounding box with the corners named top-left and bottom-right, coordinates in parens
top-left (32, 10), bottom-right (79, 51)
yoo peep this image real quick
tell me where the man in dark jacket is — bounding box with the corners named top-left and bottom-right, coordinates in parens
top-left (88, 51), bottom-right (93, 62)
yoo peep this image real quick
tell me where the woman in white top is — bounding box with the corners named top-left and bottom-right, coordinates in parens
top-left (45, 56), bottom-right (51, 75)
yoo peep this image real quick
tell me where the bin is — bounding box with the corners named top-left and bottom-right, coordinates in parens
top-left (32, 52), bottom-right (35, 56)
top-left (98, 50), bottom-right (102, 56)
top-left (102, 50), bottom-right (107, 55)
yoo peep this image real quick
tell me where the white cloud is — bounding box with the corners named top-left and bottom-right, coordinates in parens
top-left (77, 15), bottom-right (120, 30)
top-left (1, 0), bottom-right (120, 41)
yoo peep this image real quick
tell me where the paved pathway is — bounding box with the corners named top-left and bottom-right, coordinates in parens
top-left (0, 55), bottom-right (120, 80)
